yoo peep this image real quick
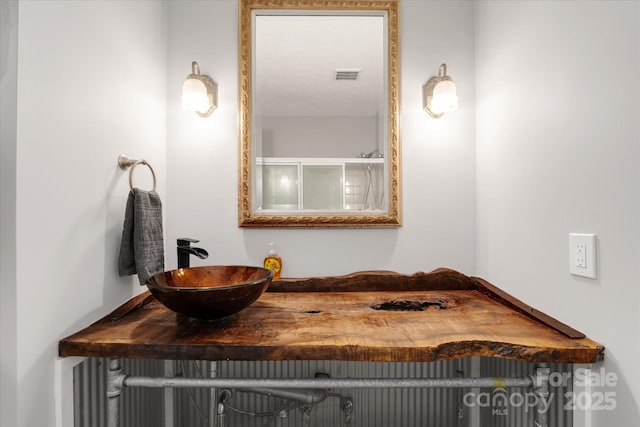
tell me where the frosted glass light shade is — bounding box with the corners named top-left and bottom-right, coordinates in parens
top-left (430, 80), bottom-right (458, 114)
top-left (182, 78), bottom-right (211, 114)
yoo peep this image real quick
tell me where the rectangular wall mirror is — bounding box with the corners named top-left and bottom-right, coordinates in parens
top-left (238, 0), bottom-right (400, 227)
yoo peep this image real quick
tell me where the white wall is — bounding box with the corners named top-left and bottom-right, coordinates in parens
top-left (5, 1), bottom-right (167, 426)
top-left (166, 0), bottom-right (476, 277)
top-left (0, 1), bottom-right (19, 425)
top-left (475, 0), bottom-right (640, 424)
top-left (261, 115), bottom-right (378, 158)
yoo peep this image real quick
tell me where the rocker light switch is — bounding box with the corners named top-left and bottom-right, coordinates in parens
top-left (569, 233), bottom-right (597, 279)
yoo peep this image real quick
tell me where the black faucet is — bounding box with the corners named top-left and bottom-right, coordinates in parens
top-left (177, 238), bottom-right (209, 269)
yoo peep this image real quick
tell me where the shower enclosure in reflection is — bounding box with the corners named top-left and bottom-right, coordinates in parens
top-left (256, 157), bottom-right (384, 212)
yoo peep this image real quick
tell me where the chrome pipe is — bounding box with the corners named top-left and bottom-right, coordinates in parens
top-left (209, 361), bottom-right (218, 427)
top-left (243, 387), bottom-right (328, 404)
top-left (123, 376), bottom-right (533, 390)
top-left (533, 363), bottom-right (551, 427)
top-left (106, 359), bottom-right (123, 427)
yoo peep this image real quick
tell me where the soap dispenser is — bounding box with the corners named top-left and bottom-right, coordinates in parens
top-left (263, 243), bottom-right (282, 279)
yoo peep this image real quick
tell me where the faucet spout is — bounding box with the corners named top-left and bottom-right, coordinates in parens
top-left (177, 238), bottom-right (209, 269)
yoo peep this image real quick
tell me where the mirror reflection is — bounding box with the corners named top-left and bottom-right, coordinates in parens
top-left (238, 0), bottom-right (400, 227)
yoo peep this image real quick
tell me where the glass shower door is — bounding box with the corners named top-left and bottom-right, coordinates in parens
top-left (302, 164), bottom-right (344, 210)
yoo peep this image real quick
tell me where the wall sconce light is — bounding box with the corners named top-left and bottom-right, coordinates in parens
top-left (182, 61), bottom-right (217, 117)
top-left (422, 63), bottom-right (458, 118)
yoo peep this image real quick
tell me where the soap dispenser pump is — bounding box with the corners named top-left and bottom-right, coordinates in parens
top-left (263, 243), bottom-right (282, 279)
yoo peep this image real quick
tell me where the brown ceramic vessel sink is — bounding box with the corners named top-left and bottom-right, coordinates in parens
top-left (146, 265), bottom-right (274, 320)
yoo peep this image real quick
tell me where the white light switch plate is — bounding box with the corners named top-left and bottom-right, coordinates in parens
top-left (569, 233), bottom-right (597, 279)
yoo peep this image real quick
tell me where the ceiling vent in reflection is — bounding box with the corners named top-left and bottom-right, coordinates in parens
top-left (334, 69), bottom-right (361, 81)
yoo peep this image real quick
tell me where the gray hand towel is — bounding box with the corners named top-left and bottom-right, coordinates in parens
top-left (118, 188), bottom-right (165, 285)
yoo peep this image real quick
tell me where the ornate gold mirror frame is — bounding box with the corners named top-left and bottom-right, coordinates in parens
top-left (238, 0), bottom-right (401, 228)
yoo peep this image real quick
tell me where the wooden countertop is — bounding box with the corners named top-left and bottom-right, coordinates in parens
top-left (59, 269), bottom-right (604, 363)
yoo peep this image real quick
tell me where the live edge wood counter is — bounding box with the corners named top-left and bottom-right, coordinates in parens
top-left (59, 269), bottom-right (604, 364)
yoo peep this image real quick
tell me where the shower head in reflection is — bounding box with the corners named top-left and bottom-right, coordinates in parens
top-left (360, 149), bottom-right (384, 158)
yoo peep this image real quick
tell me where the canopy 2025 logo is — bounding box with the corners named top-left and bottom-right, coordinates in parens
top-left (462, 368), bottom-right (617, 416)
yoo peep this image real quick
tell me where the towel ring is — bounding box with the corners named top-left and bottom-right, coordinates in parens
top-left (117, 154), bottom-right (157, 192)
